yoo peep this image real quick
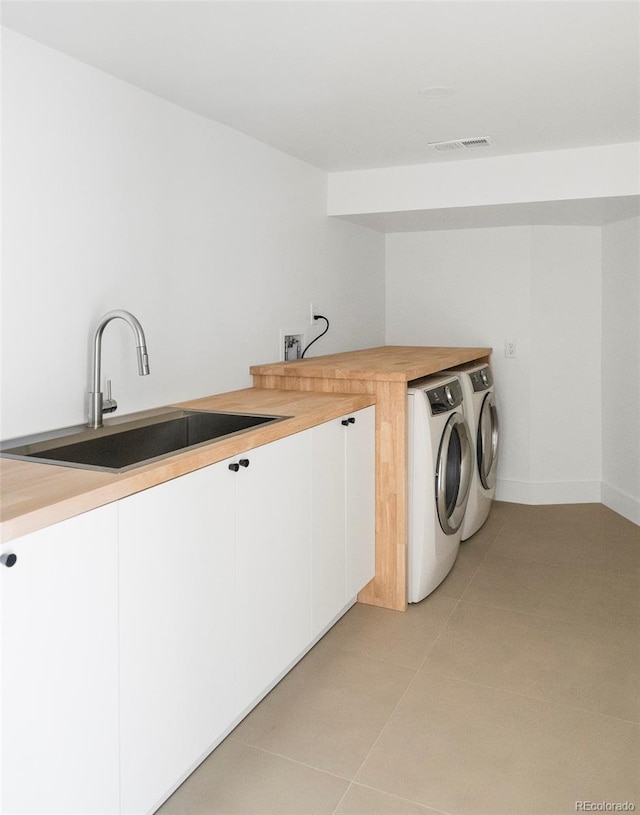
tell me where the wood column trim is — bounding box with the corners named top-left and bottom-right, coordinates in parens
top-left (356, 380), bottom-right (408, 611)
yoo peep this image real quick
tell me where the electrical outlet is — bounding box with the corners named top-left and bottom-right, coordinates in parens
top-left (504, 339), bottom-right (518, 359)
top-left (310, 302), bottom-right (319, 324)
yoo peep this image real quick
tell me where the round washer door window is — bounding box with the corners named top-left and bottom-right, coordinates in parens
top-left (436, 413), bottom-right (473, 535)
top-left (477, 392), bottom-right (499, 490)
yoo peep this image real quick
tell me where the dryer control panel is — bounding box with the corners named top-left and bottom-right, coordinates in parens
top-left (426, 378), bottom-right (464, 415)
top-left (469, 366), bottom-right (493, 392)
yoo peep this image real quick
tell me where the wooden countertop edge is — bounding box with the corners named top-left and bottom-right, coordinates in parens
top-left (250, 345), bottom-right (492, 381)
top-left (1, 389), bottom-right (374, 544)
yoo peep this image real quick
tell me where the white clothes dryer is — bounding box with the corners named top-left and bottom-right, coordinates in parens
top-left (407, 374), bottom-right (473, 602)
top-left (446, 362), bottom-right (499, 540)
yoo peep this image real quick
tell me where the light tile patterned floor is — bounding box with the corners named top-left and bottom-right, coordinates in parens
top-left (157, 502), bottom-right (639, 815)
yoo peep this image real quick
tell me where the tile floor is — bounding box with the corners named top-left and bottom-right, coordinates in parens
top-left (157, 502), bottom-right (639, 815)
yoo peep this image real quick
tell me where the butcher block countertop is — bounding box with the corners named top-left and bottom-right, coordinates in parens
top-left (252, 344), bottom-right (492, 611)
top-left (250, 345), bottom-right (492, 382)
top-left (0, 388), bottom-right (374, 544)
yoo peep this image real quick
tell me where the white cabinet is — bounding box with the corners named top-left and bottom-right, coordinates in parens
top-left (118, 461), bottom-right (236, 815)
top-left (345, 405), bottom-right (376, 599)
top-left (118, 429), bottom-right (314, 813)
top-left (311, 406), bottom-right (375, 637)
top-left (311, 416), bottom-right (347, 635)
top-left (235, 431), bottom-right (312, 712)
top-left (1, 407), bottom-right (374, 815)
top-left (1, 505), bottom-right (119, 815)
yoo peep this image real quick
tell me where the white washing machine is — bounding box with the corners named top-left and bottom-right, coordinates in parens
top-left (407, 374), bottom-right (474, 602)
top-left (446, 362), bottom-right (499, 540)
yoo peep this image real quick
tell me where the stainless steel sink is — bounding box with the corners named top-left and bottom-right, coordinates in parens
top-left (0, 409), bottom-right (287, 472)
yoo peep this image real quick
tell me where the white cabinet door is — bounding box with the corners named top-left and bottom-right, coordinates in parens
top-left (235, 431), bottom-right (312, 713)
top-left (311, 406), bottom-right (376, 627)
top-left (345, 406), bottom-right (376, 599)
top-left (311, 418), bottom-right (347, 637)
top-left (118, 462), bottom-right (236, 815)
top-left (1, 505), bottom-right (119, 815)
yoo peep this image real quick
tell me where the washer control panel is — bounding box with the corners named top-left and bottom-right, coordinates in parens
top-left (426, 378), bottom-right (464, 415)
top-left (469, 366), bottom-right (493, 392)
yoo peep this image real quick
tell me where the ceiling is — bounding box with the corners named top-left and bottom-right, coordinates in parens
top-left (2, 0), bottom-right (639, 174)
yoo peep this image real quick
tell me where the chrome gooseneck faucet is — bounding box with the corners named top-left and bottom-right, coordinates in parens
top-left (88, 310), bottom-right (150, 428)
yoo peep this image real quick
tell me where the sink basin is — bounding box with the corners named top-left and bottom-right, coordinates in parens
top-left (0, 409), bottom-right (287, 472)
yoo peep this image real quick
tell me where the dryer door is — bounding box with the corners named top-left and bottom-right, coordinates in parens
top-left (477, 392), bottom-right (499, 490)
top-left (436, 413), bottom-right (473, 535)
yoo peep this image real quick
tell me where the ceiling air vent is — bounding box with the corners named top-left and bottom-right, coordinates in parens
top-left (429, 136), bottom-right (494, 152)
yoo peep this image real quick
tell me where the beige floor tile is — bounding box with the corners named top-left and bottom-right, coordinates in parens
top-left (230, 641), bottom-right (415, 779)
top-left (433, 504), bottom-right (508, 600)
top-left (356, 672), bottom-right (640, 815)
top-left (486, 500), bottom-right (518, 521)
top-left (463, 554), bottom-right (640, 630)
top-left (157, 504), bottom-right (639, 815)
top-left (156, 739), bottom-right (348, 815)
top-left (335, 783), bottom-right (444, 814)
top-left (321, 596), bottom-right (457, 669)
top-left (432, 539), bottom-right (491, 600)
top-left (489, 503), bottom-right (640, 579)
top-left (422, 601), bottom-right (640, 721)
top-left (506, 503), bottom-right (636, 537)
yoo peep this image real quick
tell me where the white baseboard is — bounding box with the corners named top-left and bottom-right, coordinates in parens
top-left (495, 478), bottom-right (602, 505)
top-left (601, 482), bottom-right (640, 526)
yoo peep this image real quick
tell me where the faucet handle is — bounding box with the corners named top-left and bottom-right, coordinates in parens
top-left (103, 380), bottom-right (118, 415)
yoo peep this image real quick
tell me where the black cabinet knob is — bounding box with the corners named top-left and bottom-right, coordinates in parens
top-left (0, 553), bottom-right (17, 568)
top-left (341, 419), bottom-right (349, 426)
top-left (341, 417), bottom-right (357, 427)
top-left (228, 462), bottom-right (240, 472)
top-left (239, 459), bottom-right (250, 468)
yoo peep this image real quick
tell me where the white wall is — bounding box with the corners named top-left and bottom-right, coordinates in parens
top-left (386, 227), bottom-right (531, 494)
top-left (386, 224), bottom-right (603, 505)
top-left (0, 30), bottom-right (385, 438)
top-left (529, 227), bottom-right (602, 502)
top-left (601, 216), bottom-right (640, 524)
top-left (3, 31), bottom-right (637, 521)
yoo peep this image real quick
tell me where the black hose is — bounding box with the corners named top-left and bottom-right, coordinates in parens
top-left (301, 315), bottom-right (329, 358)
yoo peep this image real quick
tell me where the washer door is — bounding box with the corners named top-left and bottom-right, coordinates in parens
top-left (477, 391), bottom-right (499, 490)
top-left (435, 413), bottom-right (473, 535)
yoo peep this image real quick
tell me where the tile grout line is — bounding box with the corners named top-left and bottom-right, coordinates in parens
top-left (336, 779), bottom-right (460, 815)
top-left (454, 514), bottom-right (639, 635)
top-left (225, 738), bottom-right (355, 781)
top-left (342, 596), bottom-right (464, 802)
top-left (479, 510), bottom-right (640, 585)
top-left (415, 668), bottom-right (640, 727)
top-left (328, 513), bottom-right (529, 810)
top-left (339, 512), bottom-right (514, 797)
top-left (330, 780), bottom-right (353, 815)
top-left (419, 515), bottom-right (640, 727)
top-left (480, 548), bottom-right (640, 587)
top-left (241, 507), bottom-right (636, 812)
top-left (438, 513), bottom-right (509, 611)
top-left (448, 594), bottom-right (640, 639)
